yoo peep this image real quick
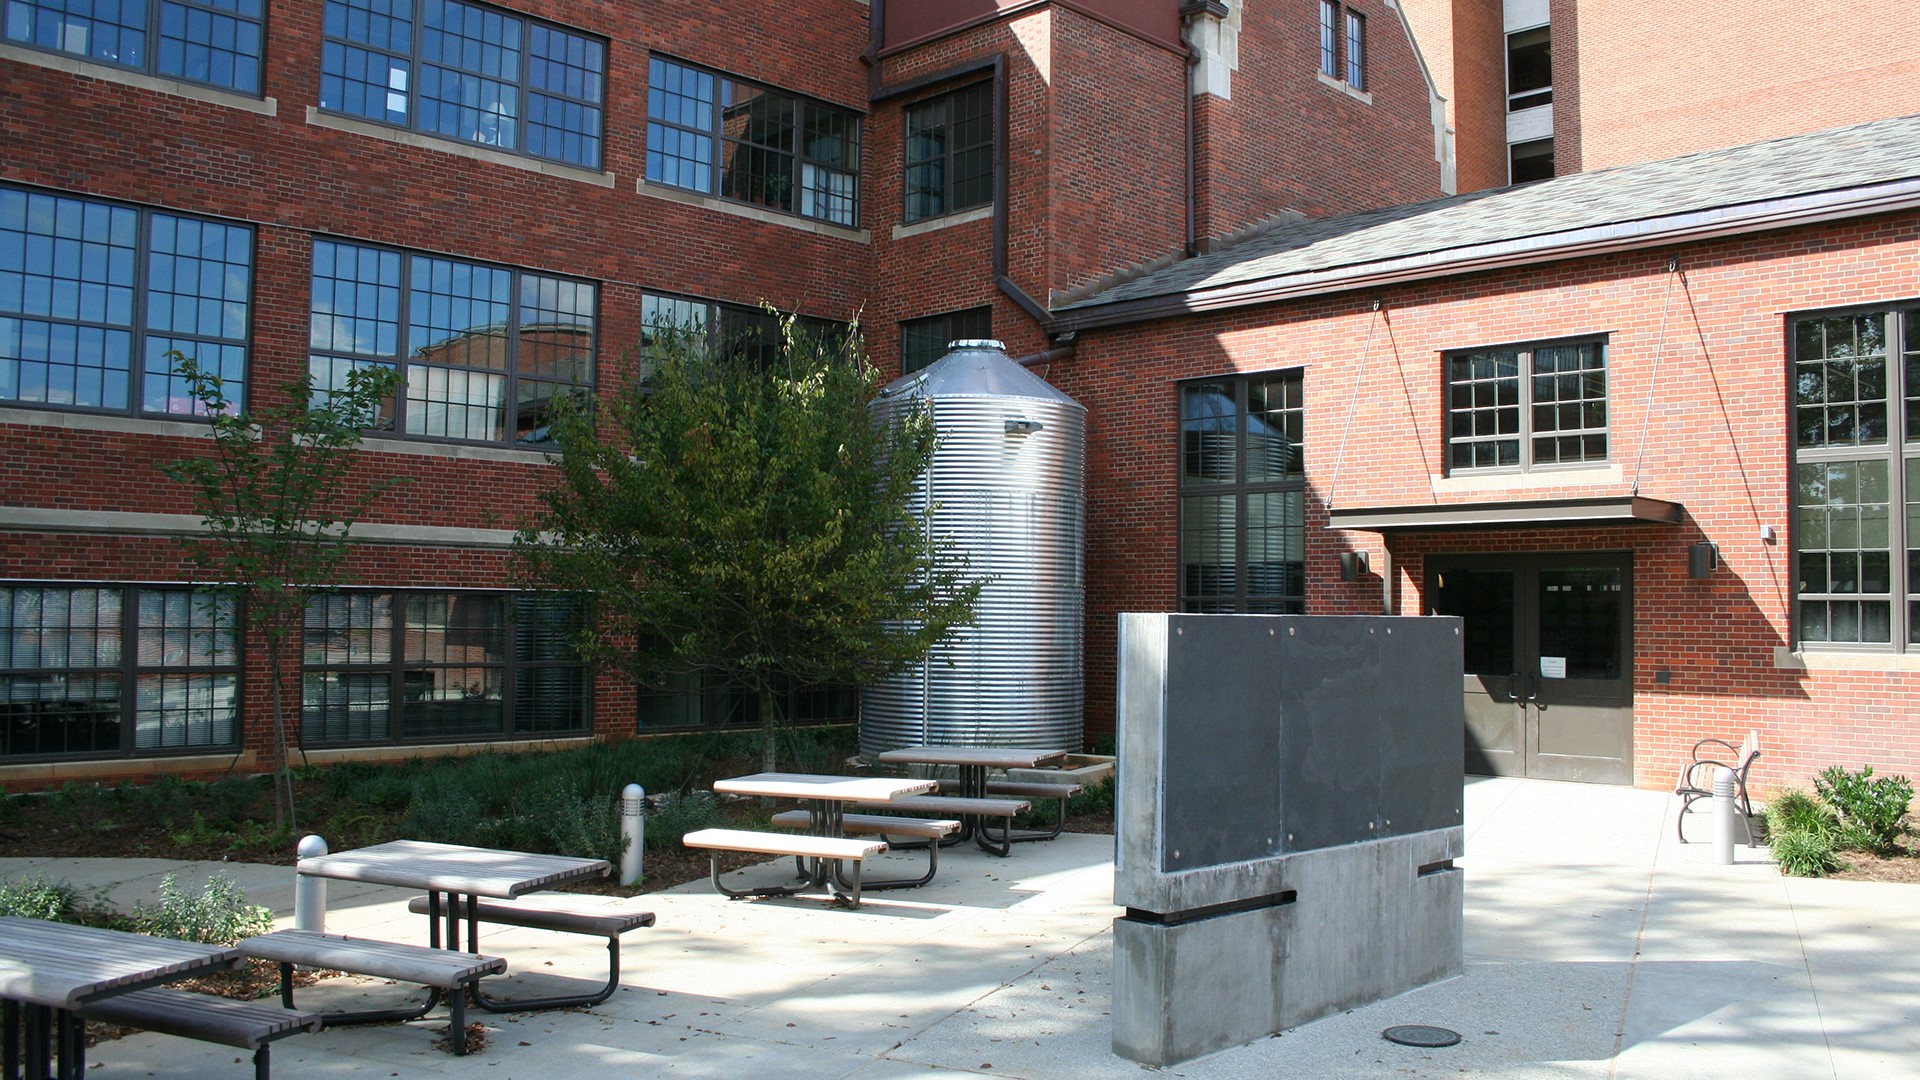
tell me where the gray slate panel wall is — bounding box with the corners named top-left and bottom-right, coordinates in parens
top-left (1111, 613), bottom-right (1466, 1065)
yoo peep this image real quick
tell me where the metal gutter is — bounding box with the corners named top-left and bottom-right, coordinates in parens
top-left (1051, 176), bottom-right (1920, 333)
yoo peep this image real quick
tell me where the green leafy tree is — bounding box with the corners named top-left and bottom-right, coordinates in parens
top-left (515, 321), bottom-right (981, 772)
top-left (159, 356), bottom-right (406, 828)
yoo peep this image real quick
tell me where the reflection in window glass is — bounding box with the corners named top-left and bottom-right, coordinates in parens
top-left (904, 82), bottom-right (991, 223)
top-left (6, 0), bottom-right (264, 93)
top-left (899, 307), bottom-right (990, 374)
top-left (1177, 372), bottom-right (1306, 614)
top-left (1448, 339), bottom-right (1604, 471)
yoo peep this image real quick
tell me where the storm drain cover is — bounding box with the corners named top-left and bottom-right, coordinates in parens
top-left (1382, 1025), bottom-right (1461, 1048)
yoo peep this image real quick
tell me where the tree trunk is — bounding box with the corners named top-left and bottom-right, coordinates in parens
top-left (265, 628), bottom-right (296, 833)
top-left (758, 683), bottom-right (779, 773)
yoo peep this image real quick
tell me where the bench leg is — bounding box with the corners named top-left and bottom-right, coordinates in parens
top-left (708, 853), bottom-right (819, 901)
top-left (858, 834), bottom-right (940, 890)
top-left (4, 999), bottom-right (19, 1080)
top-left (282, 959), bottom-right (445, 1028)
top-left (974, 815), bottom-right (1014, 857)
top-left (447, 984), bottom-right (468, 1056)
top-left (1006, 798), bottom-right (1069, 844)
top-left (253, 1045), bottom-right (269, 1080)
top-left (472, 938), bottom-right (623, 1013)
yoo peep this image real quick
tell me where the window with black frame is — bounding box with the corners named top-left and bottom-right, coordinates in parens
top-left (300, 591), bottom-right (587, 745)
top-left (307, 238), bottom-right (595, 445)
top-left (636, 673), bottom-right (856, 731)
top-left (645, 56), bottom-right (860, 227)
top-left (1, 584), bottom-right (239, 760)
top-left (640, 292), bottom-right (849, 370)
top-left (318, 0), bottom-right (607, 169)
top-left (1791, 305), bottom-right (1920, 651)
top-left (4, 0), bottom-right (264, 93)
top-left (1178, 373), bottom-right (1306, 614)
top-left (904, 81), bottom-right (992, 223)
top-left (1446, 338), bottom-right (1607, 471)
top-left (900, 307), bottom-right (991, 374)
top-left (2, 186), bottom-right (253, 418)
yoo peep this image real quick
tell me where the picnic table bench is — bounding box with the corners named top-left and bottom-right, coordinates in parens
top-left (403, 896), bottom-right (654, 1010)
top-left (682, 828), bottom-right (889, 906)
top-left (940, 779), bottom-right (1084, 840)
top-left (770, 811), bottom-right (960, 888)
top-left (237, 930), bottom-right (504, 1055)
top-left (80, 988), bottom-right (317, 1080)
top-left (847, 795), bottom-right (1031, 856)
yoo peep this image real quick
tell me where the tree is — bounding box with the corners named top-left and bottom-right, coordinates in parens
top-left (159, 356), bottom-right (406, 829)
top-left (515, 321), bottom-right (981, 772)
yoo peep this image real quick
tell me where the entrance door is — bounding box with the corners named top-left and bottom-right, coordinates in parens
top-left (1426, 553), bottom-right (1633, 784)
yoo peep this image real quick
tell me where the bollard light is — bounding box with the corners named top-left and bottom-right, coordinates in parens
top-left (1712, 766), bottom-right (1737, 864)
top-left (620, 783), bottom-right (646, 885)
top-left (295, 834), bottom-right (328, 932)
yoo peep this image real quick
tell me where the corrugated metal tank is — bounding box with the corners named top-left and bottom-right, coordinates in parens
top-left (861, 340), bottom-right (1086, 755)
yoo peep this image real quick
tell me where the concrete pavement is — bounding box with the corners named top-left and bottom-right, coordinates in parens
top-left (1, 775), bottom-right (1915, 1078)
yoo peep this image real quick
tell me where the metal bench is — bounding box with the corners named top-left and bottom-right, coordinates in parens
top-left (403, 896), bottom-right (654, 1012)
top-left (81, 987), bottom-right (317, 1080)
top-left (848, 795), bottom-right (1030, 856)
top-left (1675, 729), bottom-right (1762, 843)
top-left (769, 810), bottom-right (959, 888)
top-left (941, 779), bottom-right (1083, 841)
top-left (237, 930), bottom-right (505, 1054)
top-left (681, 828), bottom-right (887, 907)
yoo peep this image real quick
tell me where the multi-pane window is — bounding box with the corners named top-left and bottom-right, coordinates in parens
top-left (637, 674), bottom-right (857, 732)
top-left (1318, 1), bottom-right (1339, 79)
top-left (4, 0), bottom-right (263, 93)
top-left (1318, 2), bottom-right (1364, 90)
top-left (1507, 26), bottom-right (1551, 111)
top-left (2, 187), bottom-right (252, 417)
top-left (301, 591), bottom-right (587, 745)
top-left (319, 0), bottom-right (607, 170)
top-left (308, 239), bottom-right (595, 444)
top-left (1343, 10), bottom-right (1366, 90)
top-left (1509, 138), bottom-right (1555, 184)
top-left (1, 584), bottom-right (238, 760)
top-left (1447, 339), bottom-right (1607, 471)
top-left (900, 306), bottom-right (991, 374)
top-left (645, 57), bottom-right (861, 227)
top-left (904, 81), bottom-right (992, 223)
top-left (1179, 373), bottom-right (1306, 614)
top-left (1791, 305), bottom-right (1920, 651)
top-left (640, 291), bottom-right (849, 370)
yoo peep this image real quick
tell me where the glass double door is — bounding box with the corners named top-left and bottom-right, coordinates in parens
top-left (1427, 553), bottom-right (1634, 784)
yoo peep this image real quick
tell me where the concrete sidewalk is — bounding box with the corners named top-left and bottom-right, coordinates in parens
top-left (2, 776), bottom-right (1915, 1078)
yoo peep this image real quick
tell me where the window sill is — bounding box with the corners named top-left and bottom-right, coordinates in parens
top-left (634, 180), bottom-right (870, 243)
top-left (306, 108), bottom-right (616, 188)
top-left (1429, 464), bottom-right (1622, 493)
top-left (357, 434), bottom-right (555, 465)
top-left (1773, 647), bottom-right (1920, 673)
top-left (0, 749), bottom-right (257, 784)
top-left (1, 43), bottom-right (278, 115)
top-left (892, 204), bottom-right (995, 241)
top-left (1315, 71), bottom-right (1372, 105)
top-left (0, 507), bottom-right (518, 548)
top-left (0, 406), bottom-right (215, 439)
top-left (299, 735), bottom-right (595, 764)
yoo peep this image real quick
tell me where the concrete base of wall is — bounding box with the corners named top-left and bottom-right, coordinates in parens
top-left (1111, 828), bottom-right (1464, 1066)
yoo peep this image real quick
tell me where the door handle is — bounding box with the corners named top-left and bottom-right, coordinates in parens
top-left (1521, 674), bottom-right (1541, 703)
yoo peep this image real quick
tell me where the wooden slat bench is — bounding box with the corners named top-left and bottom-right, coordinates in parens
top-left (848, 795), bottom-right (1031, 856)
top-left (940, 779), bottom-right (1084, 841)
top-left (81, 988), bottom-right (317, 1080)
top-left (404, 896), bottom-right (654, 1011)
top-left (237, 930), bottom-right (505, 1055)
top-left (681, 828), bottom-right (886, 907)
top-left (770, 811), bottom-right (960, 888)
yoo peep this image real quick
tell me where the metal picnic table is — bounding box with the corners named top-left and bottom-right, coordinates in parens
top-left (874, 745), bottom-right (1072, 848)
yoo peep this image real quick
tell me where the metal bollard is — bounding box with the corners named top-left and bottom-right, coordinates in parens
top-left (295, 834), bottom-right (327, 931)
top-left (1713, 766), bottom-right (1737, 864)
top-left (620, 783), bottom-right (646, 885)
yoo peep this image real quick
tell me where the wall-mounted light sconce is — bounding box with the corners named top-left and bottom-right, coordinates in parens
top-left (1340, 551), bottom-right (1370, 581)
top-left (1004, 417), bottom-right (1043, 436)
top-left (1688, 541), bottom-right (1719, 579)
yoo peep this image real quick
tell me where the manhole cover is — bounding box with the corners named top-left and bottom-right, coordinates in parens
top-left (1382, 1025), bottom-right (1461, 1048)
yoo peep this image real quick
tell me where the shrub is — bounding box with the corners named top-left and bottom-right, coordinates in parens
top-left (0, 875), bottom-right (78, 921)
top-left (647, 790), bottom-right (721, 850)
top-left (130, 873), bottom-right (273, 945)
top-left (1814, 765), bottom-right (1914, 856)
top-left (1769, 828), bottom-right (1843, 878)
top-left (1765, 789), bottom-right (1834, 839)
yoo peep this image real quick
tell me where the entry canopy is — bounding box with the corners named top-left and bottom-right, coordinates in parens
top-left (1327, 495), bottom-right (1684, 532)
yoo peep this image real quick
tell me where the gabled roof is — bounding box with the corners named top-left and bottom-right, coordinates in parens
top-left (1053, 114), bottom-right (1920, 331)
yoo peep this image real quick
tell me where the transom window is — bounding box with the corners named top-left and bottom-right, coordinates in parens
top-left (4, 0), bottom-right (263, 93)
top-left (904, 81), bottom-right (992, 223)
top-left (2, 186), bottom-right (252, 417)
top-left (1447, 338), bottom-right (1607, 471)
top-left (640, 292), bottom-right (850, 370)
top-left (1, 583), bottom-right (239, 760)
top-left (900, 306), bottom-right (990, 374)
top-left (1178, 373), bottom-right (1306, 614)
top-left (645, 56), bottom-right (861, 227)
top-left (308, 238), bottom-right (596, 445)
top-left (301, 591), bottom-right (587, 745)
top-left (319, 0), bottom-right (607, 170)
top-left (1791, 305), bottom-right (1920, 651)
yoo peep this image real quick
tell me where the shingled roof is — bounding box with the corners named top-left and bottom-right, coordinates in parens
top-left (1052, 114), bottom-right (1920, 331)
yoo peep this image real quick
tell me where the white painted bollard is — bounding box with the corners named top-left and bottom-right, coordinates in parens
top-left (620, 783), bottom-right (646, 885)
top-left (1713, 766), bottom-right (1738, 864)
top-left (295, 834), bottom-right (328, 931)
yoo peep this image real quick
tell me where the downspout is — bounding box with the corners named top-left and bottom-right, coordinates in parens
top-left (988, 54), bottom-right (1052, 325)
top-left (860, 0), bottom-right (884, 98)
top-left (1012, 343), bottom-right (1076, 368)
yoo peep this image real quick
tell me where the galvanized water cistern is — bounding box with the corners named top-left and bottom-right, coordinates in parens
top-left (862, 340), bottom-right (1087, 756)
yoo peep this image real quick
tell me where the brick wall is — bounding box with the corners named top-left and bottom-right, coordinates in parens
top-left (1062, 211), bottom-right (1920, 794)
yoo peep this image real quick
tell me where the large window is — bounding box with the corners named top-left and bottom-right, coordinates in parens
top-left (641, 291), bottom-right (849, 370)
top-left (1318, 1), bottom-right (1364, 91)
top-left (302, 591), bottom-right (586, 745)
top-left (4, 0), bottom-right (263, 92)
top-left (1446, 338), bottom-right (1607, 472)
top-left (904, 81), bottom-right (992, 223)
top-left (637, 674), bottom-right (856, 732)
top-left (308, 238), bottom-right (595, 445)
top-left (319, 0), bottom-right (606, 170)
top-left (1506, 26), bottom-right (1551, 111)
top-left (1179, 373), bottom-right (1306, 613)
top-left (2, 187), bottom-right (252, 417)
top-left (645, 56), bottom-right (860, 227)
top-left (900, 306), bottom-right (990, 374)
top-left (1792, 305), bottom-right (1920, 651)
top-left (1, 584), bottom-right (238, 760)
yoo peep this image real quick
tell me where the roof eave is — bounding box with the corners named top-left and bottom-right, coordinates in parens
top-left (1052, 176), bottom-right (1920, 333)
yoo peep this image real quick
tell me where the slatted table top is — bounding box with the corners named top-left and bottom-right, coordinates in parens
top-left (0, 917), bottom-right (240, 1009)
top-left (297, 839), bottom-right (610, 897)
top-left (874, 746), bottom-right (1073, 770)
top-left (711, 772), bottom-right (937, 801)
